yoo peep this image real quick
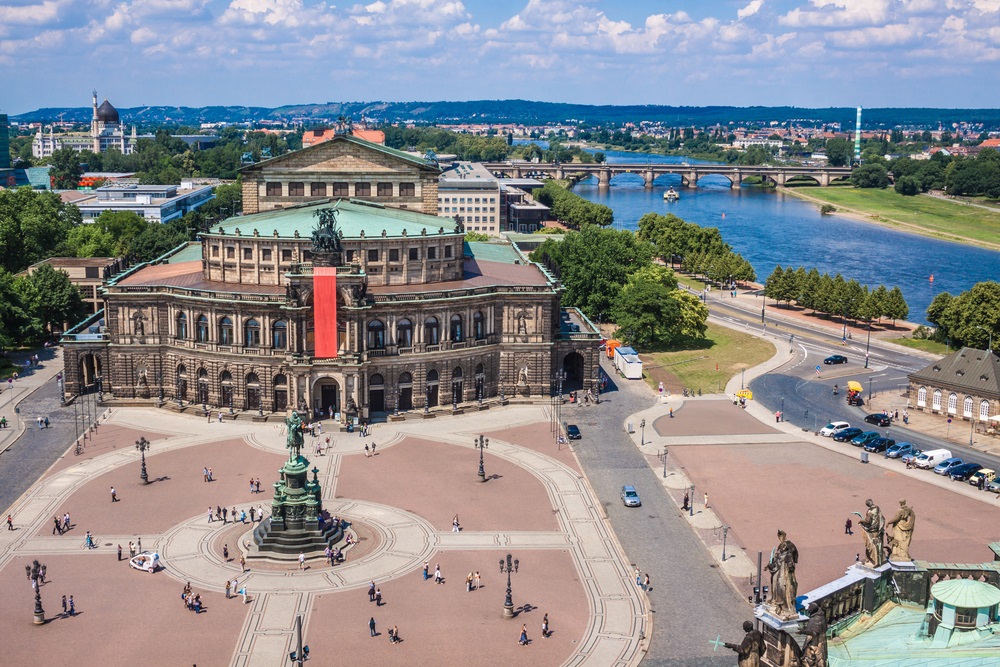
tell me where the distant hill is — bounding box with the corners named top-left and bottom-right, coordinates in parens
top-left (11, 100), bottom-right (1000, 129)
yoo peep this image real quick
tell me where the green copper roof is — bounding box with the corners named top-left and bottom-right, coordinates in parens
top-left (931, 579), bottom-right (1000, 608)
top-left (217, 199), bottom-right (460, 239)
top-left (464, 241), bottom-right (525, 264)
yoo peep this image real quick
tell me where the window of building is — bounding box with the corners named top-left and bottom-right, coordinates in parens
top-left (963, 396), bottom-right (974, 418)
top-left (243, 247), bottom-right (253, 260)
top-left (917, 386), bottom-right (927, 407)
top-left (389, 248), bottom-right (399, 262)
top-left (408, 247), bottom-right (419, 261)
top-left (244, 319), bottom-right (261, 347)
top-left (281, 249), bottom-right (292, 261)
top-left (302, 250), bottom-right (312, 261)
top-left (377, 182), bottom-right (393, 197)
top-left (355, 182), bottom-right (371, 196)
top-left (397, 319), bottom-right (413, 347)
top-left (981, 399), bottom-right (991, 420)
top-left (473, 311), bottom-right (484, 340)
top-left (85, 266), bottom-right (99, 279)
top-left (428, 247), bottom-right (437, 259)
top-left (444, 245), bottom-right (453, 258)
top-left (266, 182), bottom-right (282, 196)
top-left (226, 247), bottom-right (235, 259)
top-left (450, 314), bottom-right (463, 342)
top-left (346, 250), bottom-right (355, 262)
top-left (288, 182), bottom-right (305, 197)
top-left (212, 245), bottom-right (219, 257)
top-left (196, 315), bottom-right (209, 342)
top-left (333, 182), bottom-right (349, 197)
top-left (947, 392), bottom-right (958, 414)
top-left (219, 317), bottom-right (233, 345)
top-left (272, 321), bottom-right (287, 349)
top-left (310, 182), bottom-right (327, 197)
top-left (262, 248), bottom-right (272, 261)
top-left (425, 317), bottom-right (440, 345)
top-left (367, 320), bottom-right (386, 350)
top-left (932, 389), bottom-right (942, 411)
top-left (399, 182), bottom-right (415, 197)
top-left (367, 249), bottom-right (380, 262)
top-left (176, 312), bottom-right (187, 339)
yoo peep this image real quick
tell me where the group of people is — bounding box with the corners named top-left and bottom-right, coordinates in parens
top-left (52, 512), bottom-right (71, 535)
top-left (35, 416), bottom-right (50, 429)
top-left (209, 505), bottom-right (264, 524)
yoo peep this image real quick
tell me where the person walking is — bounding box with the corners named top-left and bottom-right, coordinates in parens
top-left (434, 563), bottom-right (442, 584)
top-left (298, 553), bottom-right (306, 570)
top-left (703, 492), bottom-right (709, 508)
top-left (207, 468), bottom-right (213, 482)
top-left (117, 544), bottom-right (122, 561)
top-left (371, 442), bottom-right (377, 456)
top-left (225, 580), bottom-right (231, 599)
top-left (63, 513), bottom-right (70, 532)
top-left (62, 595), bottom-right (67, 615)
top-left (542, 614), bottom-right (550, 638)
top-left (241, 584), bottom-right (249, 604)
top-left (643, 573), bottom-right (650, 592)
top-left (466, 572), bottom-right (473, 592)
top-left (375, 588), bottom-right (382, 606)
top-left (369, 617), bottom-right (377, 637)
top-left (390, 625), bottom-right (400, 644)
top-left (452, 515), bottom-right (460, 532)
top-left (257, 505), bottom-right (264, 521)
top-left (6, 514), bottom-right (13, 530)
top-left (223, 544), bottom-right (229, 561)
top-left (368, 581), bottom-right (376, 601)
top-left (222, 507), bottom-right (228, 523)
top-left (68, 595), bottom-right (75, 616)
top-left (44, 417), bottom-right (49, 428)
top-left (364, 443), bottom-right (370, 458)
top-left (474, 571), bottom-right (481, 590)
top-left (423, 561), bottom-right (429, 580)
top-left (518, 623), bottom-right (529, 645)
top-left (208, 507), bottom-right (214, 523)
top-left (250, 507), bottom-right (256, 522)
top-left (218, 412), bottom-right (223, 423)
top-left (682, 491), bottom-right (689, 511)
top-left (845, 518), bottom-right (853, 535)
top-left (203, 467), bottom-right (209, 482)
top-left (634, 567), bottom-right (641, 586)
top-left (53, 516), bottom-right (62, 535)
top-left (240, 554), bottom-right (247, 572)
top-left (110, 487), bottom-right (118, 502)
top-left (40, 564), bottom-right (47, 583)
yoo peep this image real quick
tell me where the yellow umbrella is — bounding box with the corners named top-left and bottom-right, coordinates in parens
top-left (847, 381), bottom-right (863, 393)
top-left (736, 389), bottom-right (753, 400)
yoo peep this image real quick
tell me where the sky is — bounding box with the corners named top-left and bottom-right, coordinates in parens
top-left (2, 0), bottom-right (1000, 114)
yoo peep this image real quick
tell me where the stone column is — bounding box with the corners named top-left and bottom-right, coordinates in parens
top-left (643, 171), bottom-right (655, 188)
top-left (598, 169), bottom-right (611, 188)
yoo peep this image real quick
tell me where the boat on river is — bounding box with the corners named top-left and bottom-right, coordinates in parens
top-left (663, 187), bottom-right (679, 201)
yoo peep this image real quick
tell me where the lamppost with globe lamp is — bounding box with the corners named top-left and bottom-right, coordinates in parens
top-left (30, 559), bottom-right (44, 625)
top-left (135, 436), bottom-right (151, 484)
top-left (500, 553), bottom-right (519, 618)
top-left (475, 435), bottom-right (488, 482)
top-left (593, 367), bottom-right (601, 404)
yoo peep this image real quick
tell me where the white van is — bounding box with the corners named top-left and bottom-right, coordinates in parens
top-left (914, 448), bottom-right (952, 469)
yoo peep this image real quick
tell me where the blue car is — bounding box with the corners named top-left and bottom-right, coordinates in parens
top-left (886, 442), bottom-right (915, 459)
top-left (850, 431), bottom-right (880, 447)
top-left (934, 458), bottom-right (965, 475)
top-left (833, 427), bottom-right (864, 443)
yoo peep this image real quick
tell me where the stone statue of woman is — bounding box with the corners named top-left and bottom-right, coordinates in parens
top-left (886, 499), bottom-right (915, 562)
top-left (858, 499), bottom-right (885, 567)
top-left (766, 529), bottom-right (799, 619)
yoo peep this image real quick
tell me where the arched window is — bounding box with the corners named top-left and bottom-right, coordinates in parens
top-left (963, 396), bottom-right (974, 418)
top-left (932, 389), bottom-right (942, 411)
top-left (476, 363), bottom-right (484, 375)
top-left (917, 386), bottom-right (927, 407)
top-left (367, 320), bottom-right (386, 350)
top-left (244, 319), bottom-right (261, 348)
top-left (197, 367), bottom-right (209, 404)
top-left (176, 312), bottom-right (187, 340)
top-left (196, 315), bottom-right (209, 342)
top-left (981, 399), bottom-right (991, 420)
top-left (425, 317), bottom-right (440, 345)
top-left (473, 311), bottom-right (485, 340)
top-left (452, 366), bottom-right (463, 379)
top-left (450, 314), bottom-right (463, 342)
top-left (399, 372), bottom-right (413, 386)
top-left (246, 372), bottom-right (260, 385)
top-left (197, 367), bottom-right (208, 379)
top-left (220, 370), bottom-right (233, 383)
top-left (177, 364), bottom-right (187, 376)
top-left (947, 392), bottom-right (958, 414)
top-left (370, 373), bottom-right (385, 387)
top-left (396, 319), bottom-right (413, 348)
top-left (272, 320), bottom-right (288, 349)
top-left (427, 369), bottom-right (439, 383)
top-left (218, 317), bottom-right (233, 345)
top-left (220, 370), bottom-right (233, 409)
top-left (176, 364), bottom-right (188, 400)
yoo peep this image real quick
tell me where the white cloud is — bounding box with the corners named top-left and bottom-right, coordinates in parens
top-left (738, 0), bottom-right (765, 21)
top-left (221, 0), bottom-right (307, 27)
top-left (781, 0), bottom-right (892, 28)
top-left (0, 0), bottom-right (67, 24)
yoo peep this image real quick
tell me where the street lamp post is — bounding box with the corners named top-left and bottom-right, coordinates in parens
top-left (741, 367), bottom-right (745, 390)
top-left (30, 560), bottom-right (44, 625)
top-left (499, 553), bottom-right (519, 618)
top-left (689, 484), bottom-right (695, 517)
top-left (499, 371), bottom-right (505, 402)
top-left (864, 318), bottom-right (872, 368)
top-left (780, 396), bottom-right (785, 420)
top-left (135, 436), bottom-right (151, 484)
top-left (475, 435), bottom-right (489, 482)
top-left (394, 388), bottom-right (400, 417)
top-left (661, 448), bottom-right (668, 478)
top-left (722, 525), bottom-right (730, 562)
top-left (868, 376), bottom-right (874, 405)
top-left (57, 373), bottom-right (64, 405)
top-left (640, 418), bottom-right (646, 446)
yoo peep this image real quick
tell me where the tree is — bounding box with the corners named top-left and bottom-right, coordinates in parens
top-left (15, 263), bottom-right (87, 334)
top-left (464, 231), bottom-right (490, 242)
top-left (0, 270), bottom-right (38, 348)
top-left (49, 147), bottom-right (83, 189)
top-left (894, 175), bottom-right (920, 196)
top-left (612, 273), bottom-right (678, 348)
top-left (925, 282), bottom-right (1000, 348)
top-left (826, 138), bottom-right (853, 167)
top-left (0, 188), bottom-right (79, 273)
top-left (883, 286), bottom-right (909, 326)
top-left (593, 151), bottom-right (606, 164)
top-left (851, 163), bottom-right (889, 189)
top-left (130, 223), bottom-right (190, 262)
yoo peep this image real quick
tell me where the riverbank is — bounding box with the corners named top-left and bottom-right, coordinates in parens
top-left (781, 186), bottom-right (1000, 251)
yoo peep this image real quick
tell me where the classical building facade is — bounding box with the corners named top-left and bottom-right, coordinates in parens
top-left (61, 136), bottom-right (599, 419)
top-left (908, 347), bottom-right (1000, 424)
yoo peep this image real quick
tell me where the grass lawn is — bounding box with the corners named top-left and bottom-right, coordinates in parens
top-left (639, 322), bottom-right (775, 395)
top-left (790, 187), bottom-right (1000, 249)
top-left (886, 337), bottom-right (950, 356)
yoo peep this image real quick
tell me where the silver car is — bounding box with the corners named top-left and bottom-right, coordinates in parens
top-left (621, 485), bottom-right (641, 507)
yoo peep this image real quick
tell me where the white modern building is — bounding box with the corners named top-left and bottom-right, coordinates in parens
top-left (75, 183), bottom-right (214, 223)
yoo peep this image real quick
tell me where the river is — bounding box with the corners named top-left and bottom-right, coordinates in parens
top-left (559, 148), bottom-right (1000, 325)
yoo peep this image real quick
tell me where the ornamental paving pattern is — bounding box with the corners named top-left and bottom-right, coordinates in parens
top-left (0, 405), bottom-right (647, 667)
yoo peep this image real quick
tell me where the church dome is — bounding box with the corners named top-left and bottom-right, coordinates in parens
top-left (96, 99), bottom-right (119, 124)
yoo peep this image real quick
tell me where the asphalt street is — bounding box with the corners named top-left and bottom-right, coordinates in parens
top-left (566, 358), bottom-right (748, 667)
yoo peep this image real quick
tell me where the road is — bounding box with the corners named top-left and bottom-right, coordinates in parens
top-left (566, 358), bottom-right (747, 667)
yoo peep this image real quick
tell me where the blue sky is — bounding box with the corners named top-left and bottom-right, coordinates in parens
top-left (2, 0), bottom-right (999, 114)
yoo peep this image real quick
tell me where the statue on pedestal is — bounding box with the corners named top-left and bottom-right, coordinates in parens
top-left (725, 620), bottom-right (765, 667)
top-left (766, 529), bottom-right (799, 619)
top-left (797, 602), bottom-right (829, 667)
top-left (518, 364), bottom-right (530, 386)
top-left (285, 410), bottom-right (304, 460)
top-left (858, 499), bottom-right (885, 567)
top-left (885, 498), bottom-right (915, 561)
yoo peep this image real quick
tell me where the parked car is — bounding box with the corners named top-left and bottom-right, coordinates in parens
top-left (833, 427), bottom-right (864, 442)
top-left (566, 425), bottom-right (581, 440)
top-left (620, 485), bottom-right (641, 507)
top-left (864, 437), bottom-right (896, 453)
top-left (988, 478), bottom-right (1000, 493)
top-left (969, 468), bottom-right (996, 487)
top-left (820, 421), bottom-right (851, 437)
top-left (850, 431), bottom-right (881, 447)
top-left (823, 355), bottom-right (848, 365)
top-left (949, 463), bottom-right (983, 482)
top-left (864, 413), bottom-right (892, 427)
top-left (915, 449), bottom-right (953, 470)
top-left (900, 448), bottom-right (924, 466)
top-left (933, 458), bottom-right (965, 475)
top-left (886, 442), bottom-right (915, 459)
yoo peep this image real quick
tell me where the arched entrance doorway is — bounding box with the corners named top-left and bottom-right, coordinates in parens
top-left (313, 377), bottom-right (340, 418)
top-left (197, 368), bottom-right (209, 405)
top-left (220, 370), bottom-right (234, 410)
top-left (176, 364), bottom-right (188, 402)
top-left (562, 352), bottom-right (585, 391)
top-left (426, 369), bottom-right (439, 408)
top-left (451, 366), bottom-right (464, 406)
top-left (475, 363), bottom-right (485, 402)
top-left (369, 373), bottom-right (386, 413)
top-left (273, 374), bottom-right (288, 412)
top-left (79, 353), bottom-right (102, 388)
top-left (246, 373), bottom-right (261, 410)
top-left (398, 372), bottom-right (413, 411)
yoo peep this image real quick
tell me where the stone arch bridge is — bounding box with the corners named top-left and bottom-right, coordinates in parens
top-left (483, 162), bottom-right (853, 188)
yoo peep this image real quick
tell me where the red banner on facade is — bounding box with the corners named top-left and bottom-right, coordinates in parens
top-left (314, 267), bottom-right (338, 358)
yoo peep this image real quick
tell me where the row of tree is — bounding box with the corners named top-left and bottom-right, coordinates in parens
top-left (844, 148), bottom-right (1000, 198)
top-left (534, 181), bottom-right (614, 228)
top-left (764, 265), bottom-right (909, 326)
top-left (530, 225), bottom-right (708, 348)
top-left (926, 282), bottom-right (1000, 350)
top-left (636, 213), bottom-right (756, 285)
top-left (0, 264), bottom-right (88, 348)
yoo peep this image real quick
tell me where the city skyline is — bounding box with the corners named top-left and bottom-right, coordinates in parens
top-left (2, 0), bottom-right (1000, 114)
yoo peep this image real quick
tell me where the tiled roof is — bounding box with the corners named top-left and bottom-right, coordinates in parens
top-left (116, 261), bottom-right (284, 295)
top-left (908, 347), bottom-right (1000, 397)
top-left (241, 133), bottom-right (437, 173)
top-left (369, 257), bottom-right (549, 295)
